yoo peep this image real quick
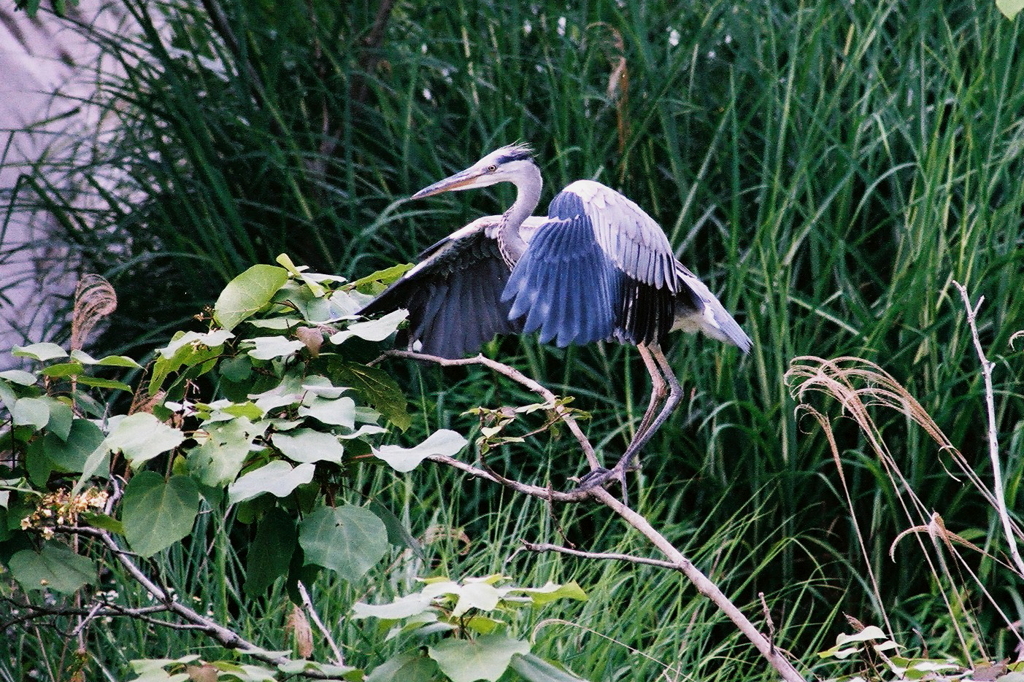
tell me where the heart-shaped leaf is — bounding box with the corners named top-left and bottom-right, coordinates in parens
top-left (298, 505), bottom-right (387, 581)
top-left (122, 472), bottom-right (200, 557)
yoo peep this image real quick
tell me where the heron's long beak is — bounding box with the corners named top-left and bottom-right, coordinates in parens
top-left (411, 168), bottom-right (487, 199)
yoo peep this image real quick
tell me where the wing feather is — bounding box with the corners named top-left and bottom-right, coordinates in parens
top-left (504, 187), bottom-right (677, 347)
top-left (563, 180), bottom-right (678, 293)
top-left (358, 217), bottom-right (522, 358)
top-left (670, 263), bottom-right (753, 353)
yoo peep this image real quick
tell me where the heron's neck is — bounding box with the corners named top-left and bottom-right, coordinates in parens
top-left (498, 162), bottom-right (542, 266)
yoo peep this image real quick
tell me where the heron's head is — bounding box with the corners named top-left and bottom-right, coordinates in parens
top-left (411, 144), bottom-right (537, 199)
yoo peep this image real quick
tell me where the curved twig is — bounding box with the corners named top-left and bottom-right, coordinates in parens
top-left (298, 581), bottom-right (345, 666)
top-left (953, 281), bottom-right (1024, 578)
top-left (517, 541), bottom-right (678, 570)
top-left (51, 526), bottom-right (336, 679)
top-left (382, 350), bottom-right (600, 470)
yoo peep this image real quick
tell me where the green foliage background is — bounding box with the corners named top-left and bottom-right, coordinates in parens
top-left (3, 0), bottom-right (1024, 679)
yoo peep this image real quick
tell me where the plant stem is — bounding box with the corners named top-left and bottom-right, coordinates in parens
top-left (954, 281), bottom-right (1024, 578)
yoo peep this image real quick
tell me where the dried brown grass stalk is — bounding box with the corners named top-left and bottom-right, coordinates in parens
top-left (786, 352), bottom-right (1024, 656)
top-left (70, 274), bottom-right (117, 351)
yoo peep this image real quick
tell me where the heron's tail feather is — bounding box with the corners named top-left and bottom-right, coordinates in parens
top-left (672, 267), bottom-right (753, 353)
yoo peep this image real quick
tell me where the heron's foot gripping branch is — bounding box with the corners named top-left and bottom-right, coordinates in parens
top-left (572, 455), bottom-right (638, 507)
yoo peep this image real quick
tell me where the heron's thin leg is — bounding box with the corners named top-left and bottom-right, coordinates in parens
top-left (633, 344), bottom-right (668, 447)
top-left (577, 343), bottom-right (683, 506)
top-left (617, 344), bottom-right (681, 467)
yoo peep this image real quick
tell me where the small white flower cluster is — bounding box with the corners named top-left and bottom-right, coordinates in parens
top-left (20, 488), bottom-right (108, 539)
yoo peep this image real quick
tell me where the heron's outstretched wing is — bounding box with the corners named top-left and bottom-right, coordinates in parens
top-left (671, 263), bottom-right (753, 353)
top-left (359, 216), bottom-right (524, 358)
top-left (503, 181), bottom-right (679, 347)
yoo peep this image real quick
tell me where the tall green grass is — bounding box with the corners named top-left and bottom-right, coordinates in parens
top-left (4, 0), bottom-right (1024, 678)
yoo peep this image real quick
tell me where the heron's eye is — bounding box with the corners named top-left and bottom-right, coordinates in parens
top-left (487, 164), bottom-right (497, 173)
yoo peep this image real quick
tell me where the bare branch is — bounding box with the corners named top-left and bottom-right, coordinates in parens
top-left (1, 597), bottom-right (172, 633)
top-left (760, 592), bottom-right (776, 656)
top-left (518, 541), bottom-right (678, 570)
top-left (953, 281), bottom-right (1024, 578)
top-left (383, 350), bottom-right (600, 470)
top-left (298, 581), bottom-right (345, 666)
top-left (587, 486), bottom-right (804, 681)
top-left (384, 349), bottom-right (807, 682)
top-left (425, 453), bottom-right (596, 502)
top-left (45, 526), bottom-right (339, 679)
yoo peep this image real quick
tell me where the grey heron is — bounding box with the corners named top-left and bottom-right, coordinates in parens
top-left (360, 144), bottom-right (751, 501)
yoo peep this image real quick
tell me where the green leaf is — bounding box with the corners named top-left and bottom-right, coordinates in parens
top-left (228, 461), bottom-right (316, 504)
top-left (298, 504), bottom-right (388, 581)
top-left (349, 263), bottom-right (413, 290)
top-left (451, 582), bottom-right (502, 617)
top-left (219, 402), bottom-right (264, 420)
top-left (330, 310), bottom-right (407, 345)
top-left (365, 651), bottom-right (439, 682)
top-left (209, 662), bottom-right (279, 681)
top-left (817, 645), bottom-right (861, 660)
top-left (247, 317), bottom-right (300, 330)
top-left (130, 656), bottom-right (200, 673)
top-left (0, 379), bottom-right (18, 412)
top-left (0, 476), bottom-right (35, 509)
top-left (41, 398), bottom-right (73, 440)
top-left (276, 253), bottom-right (328, 298)
top-left (188, 418), bottom-right (266, 487)
top-left (214, 264), bottom-right (290, 330)
top-left (80, 511), bottom-right (126, 534)
top-left (300, 376), bottom-right (346, 398)
top-left (71, 439), bottom-right (114, 497)
top-left (462, 615), bottom-right (505, 636)
top-left (246, 336), bottom-right (306, 360)
top-left (45, 419), bottom-right (105, 473)
top-left (276, 661), bottom-right (362, 681)
top-left (12, 342), bottom-right (68, 361)
top-left (998, 0), bottom-right (1024, 20)
top-left (129, 656), bottom-right (197, 682)
top-left (122, 472), bottom-right (200, 557)
top-left (299, 395), bottom-right (356, 428)
top-left (74, 375), bottom-right (133, 392)
top-left (428, 634), bottom-right (531, 682)
top-left (130, 656), bottom-right (201, 672)
top-left (150, 330), bottom-right (232, 396)
top-left (244, 508), bottom-right (297, 597)
top-left (40, 362), bottom-right (86, 378)
top-left (26, 439), bottom-right (53, 486)
top-left (275, 252), bottom-right (304, 277)
top-left (220, 355), bottom-right (253, 382)
top-left (157, 330), bottom-right (235, 360)
top-left (12, 398), bottom-right (50, 430)
top-left (0, 369), bottom-right (37, 386)
top-left (352, 593), bottom-right (434, 620)
top-left (509, 653), bottom-right (591, 682)
top-left (368, 498), bottom-right (422, 554)
top-left (508, 581), bottom-right (588, 606)
top-left (70, 350), bottom-right (142, 369)
top-left (106, 413), bottom-right (186, 468)
top-left (834, 625), bottom-right (887, 646)
top-left (9, 543), bottom-right (96, 594)
top-left (334, 362), bottom-right (410, 431)
top-left (374, 430), bottom-right (468, 473)
top-left (272, 429), bottom-right (345, 464)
